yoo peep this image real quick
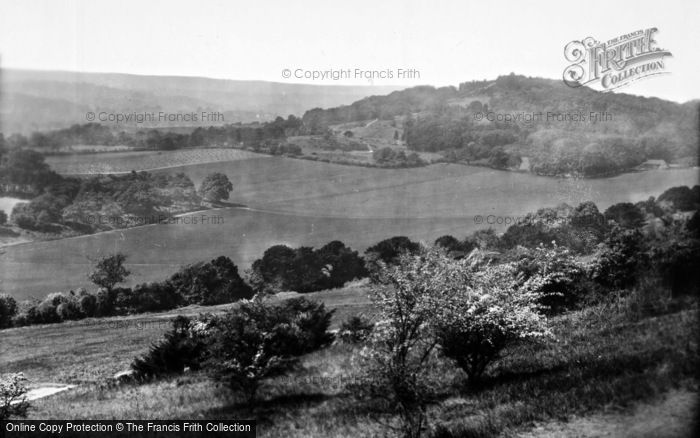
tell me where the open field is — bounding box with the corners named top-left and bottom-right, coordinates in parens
top-left (1, 287), bottom-right (695, 437)
top-left (1, 155), bottom-right (697, 300)
top-left (0, 285), bottom-right (372, 385)
top-left (45, 148), bottom-right (268, 174)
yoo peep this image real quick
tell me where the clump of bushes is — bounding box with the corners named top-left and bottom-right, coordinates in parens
top-left (168, 256), bottom-right (253, 305)
top-left (250, 241), bottom-right (366, 293)
top-left (131, 296), bottom-right (335, 405)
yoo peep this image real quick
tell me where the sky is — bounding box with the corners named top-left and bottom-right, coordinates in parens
top-left (0, 0), bottom-right (698, 102)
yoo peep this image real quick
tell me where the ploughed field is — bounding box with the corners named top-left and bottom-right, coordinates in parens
top-left (1, 151), bottom-right (697, 300)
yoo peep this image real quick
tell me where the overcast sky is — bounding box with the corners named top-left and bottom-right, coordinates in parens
top-left (1, 0), bottom-right (698, 102)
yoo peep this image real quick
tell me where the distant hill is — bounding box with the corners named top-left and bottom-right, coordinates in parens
top-left (0, 69), bottom-right (403, 134)
top-left (302, 75), bottom-right (699, 177)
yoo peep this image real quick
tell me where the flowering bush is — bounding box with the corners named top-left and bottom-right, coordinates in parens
top-left (352, 249), bottom-right (450, 438)
top-left (428, 257), bottom-right (552, 386)
top-left (0, 373), bottom-right (30, 420)
top-left (353, 248), bottom-right (552, 436)
top-left (510, 243), bottom-right (588, 312)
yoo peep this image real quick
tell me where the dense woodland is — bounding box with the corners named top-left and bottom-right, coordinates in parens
top-left (303, 75), bottom-right (699, 176)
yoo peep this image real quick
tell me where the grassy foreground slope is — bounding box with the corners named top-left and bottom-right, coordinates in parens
top-left (0, 286), bottom-right (695, 437)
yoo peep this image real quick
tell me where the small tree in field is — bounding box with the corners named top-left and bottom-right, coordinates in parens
top-left (199, 172), bottom-right (233, 203)
top-left (0, 373), bottom-right (30, 420)
top-left (352, 249), bottom-right (447, 438)
top-left (88, 253), bottom-right (130, 292)
top-left (0, 293), bottom-right (18, 329)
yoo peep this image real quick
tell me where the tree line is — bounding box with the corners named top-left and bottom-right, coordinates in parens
top-left (0, 116), bottom-right (302, 152)
top-left (1, 184), bottom-right (697, 330)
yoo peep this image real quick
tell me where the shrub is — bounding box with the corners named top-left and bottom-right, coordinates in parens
top-left (0, 294), bottom-right (18, 329)
top-left (207, 296), bottom-right (334, 404)
top-left (10, 301), bottom-right (39, 327)
top-left (657, 185), bottom-right (700, 211)
top-left (277, 297), bottom-right (335, 352)
top-left (338, 314), bottom-right (374, 343)
top-left (44, 292), bottom-right (70, 307)
top-left (365, 236), bottom-right (422, 266)
top-left (648, 226), bottom-right (700, 296)
top-left (251, 242), bottom-right (366, 293)
top-left (0, 373), bottom-right (30, 420)
top-left (56, 301), bottom-right (82, 321)
top-left (510, 244), bottom-right (588, 313)
top-left (132, 316), bottom-right (209, 379)
top-left (604, 202), bottom-right (645, 228)
top-left (130, 282), bottom-right (181, 313)
top-left (352, 249), bottom-right (444, 438)
top-left (168, 256), bottom-right (253, 305)
top-left (35, 300), bottom-right (60, 323)
top-left (591, 227), bottom-right (649, 291)
top-left (428, 258), bottom-right (551, 387)
top-left (78, 294), bottom-right (97, 317)
top-left (94, 288), bottom-right (115, 316)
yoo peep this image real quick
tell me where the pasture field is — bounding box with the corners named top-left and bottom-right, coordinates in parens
top-left (1, 155), bottom-right (697, 300)
top-left (0, 285), bottom-right (372, 385)
top-left (1, 287), bottom-right (695, 437)
top-left (45, 148), bottom-right (268, 174)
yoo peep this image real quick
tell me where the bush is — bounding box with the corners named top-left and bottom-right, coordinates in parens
top-left (130, 282), bottom-right (181, 313)
top-left (251, 241), bottom-right (366, 293)
top-left (132, 316), bottom-right (209, 379)
top-left (591, 227), bottom-right (649, 291)
top-left (604, 202), bottom-right (645, 228)
top-left (44, 292), bottom-right (70, 307)
top-left (657, 185), bottom-right (700, 211)
top-left (168, 256), bottom-right (253, 305)
top-left (94, 288), bottom-right (115, 317)
top-left (78, 294), bottom-right (97, 317)
top-left (510, 244), bottom-right (588, 313)
top-left (338, 314), bottom-right (374, 343)
top-left (35, 300), bottom-right (60, 323)
top-left (207, 296), bottom-right (334, 404)
top-left (56, 301), bottom-right (82, 321)
top-left (277, 297), bottom-right (335, 352)
top-left (0, 294), bottom-right (18, 329)
top-left (352, 249), bottom-right (444, 438)
top-left (10, 301), bottom-right (39, 327)
top-left (0, 373), bottom-right (30, 420)
top-left (428, 258), bottom-right (551, 387)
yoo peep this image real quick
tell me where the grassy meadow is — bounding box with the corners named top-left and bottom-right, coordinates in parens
top-left (1, 284), bottom-right (696, 437)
